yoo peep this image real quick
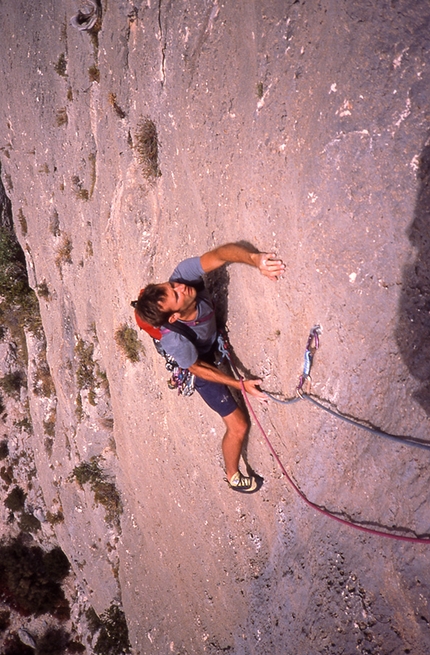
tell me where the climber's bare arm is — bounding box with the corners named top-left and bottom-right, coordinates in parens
top-left (188, 360), bottom-right (266, 399)
top-left (200, 243), bottom-right (285, 281)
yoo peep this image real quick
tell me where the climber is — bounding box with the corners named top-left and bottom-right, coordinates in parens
top-left (135, 243), bottom-right (285, 493)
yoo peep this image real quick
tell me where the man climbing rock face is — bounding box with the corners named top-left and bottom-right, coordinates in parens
top-left (135, 243), bottom-right (285, 493)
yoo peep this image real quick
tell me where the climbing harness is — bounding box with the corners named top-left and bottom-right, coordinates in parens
top-left (155, 332), bottom-right (229, 397)
top-left (225, 329), bottom-right (430, 544)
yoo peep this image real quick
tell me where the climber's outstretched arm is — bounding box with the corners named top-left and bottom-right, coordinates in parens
top-left (199, 243), bottom-right (285, 281)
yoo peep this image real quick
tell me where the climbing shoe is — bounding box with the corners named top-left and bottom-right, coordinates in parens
top-left (228, 471), bottom-right (261, 494)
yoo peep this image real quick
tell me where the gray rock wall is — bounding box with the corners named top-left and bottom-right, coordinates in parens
top-left (1, 1), bottom-right (430, 653)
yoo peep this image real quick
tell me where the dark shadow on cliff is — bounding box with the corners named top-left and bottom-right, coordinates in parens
top-left (205, 241), bottom-right (261, 384)
top-left (205, 240), bottom-right (259, 375)
top-left (204, 265), bottom-right (230, 330)
top-left (0, 163), bottom-right (13, 231)
top-left (396, 137), bottom-right (430, 415)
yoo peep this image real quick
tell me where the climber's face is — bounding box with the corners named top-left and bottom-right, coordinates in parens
top-left (157, 282), bottom-right (198, 323)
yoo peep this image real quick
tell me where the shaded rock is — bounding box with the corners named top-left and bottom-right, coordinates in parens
top-left (70, 0), bottom-right (101, 32)
top-left (18, 628), bottom-right (36, 650)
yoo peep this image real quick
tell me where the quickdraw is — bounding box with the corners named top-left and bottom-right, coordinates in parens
top-left (216, 331), bottom-right (232, 362)
top-left (153, 341), bottom-right (196, 396)
top-left (167, 363), bottom-right (195, 397)
top-left (297, 324), bottom-right (322, 393)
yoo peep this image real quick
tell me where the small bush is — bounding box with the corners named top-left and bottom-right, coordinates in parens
top-left (1, 465), bottom-right (14, 485)
top-left (108, 93), bottom-right (126, 119)
top-left (86, 606), bottom-right (102, 633)
top-left (54, 52), bottom-right (67, 77)
top-left (4, 486), bottom-right (26, 512)
top-left (74, 337), bottom-right (107, 413)
top-left (0, 537), bottom-right (70, 617)
top-left (36, 627), bottom-right (69, 655)
top-left (94, 604), bottom-right (131, 655)
top-left (21, 291), bottom-right (43, 335)
top-left (0, 228), bottom-right (41, 336)
top-left (44, 546), bottom-right (71, 579)
top-left (98, 369), bottom-right (110, 395)
top-left (75, 338), bottom-right (96, 390)
top-left (55, 234), bottom-right (73, 269)
top-left (114, 324), bottom-right (143, 362)
top-left (56, 107), bottom-right (68, 127)
top-left (93, 480), bottom-right (122, 525)
top-left (72, 457), bottom-right (122, 525)
top-left (33, 364), bottom-right (55, 398)
top-left (43, 409), bottom-right (57, 437)
top-left (44, 437), bottom-right (53, 456)
top-left (46, 509), bottom-right (64, 525)
top-left (17, 208), bottom-right (28, 235)
top-left (14, 416), bottom-right (32, 432)
top-left (37, 281), bottom-right (50, 299)
top-left (0, 440), bottom-right (8, 459)
top-left (37, 627), bottom-right (85, 655)
top-left (71, 175), bottom-right (89, 201)
top-left (0, 371), bottom-right (25, 399)
top-left (73, 459), bottom-right (101, 488)
top-left (77, 188), bottom-right (89, 200)
top-left (19, 512), bottom-right (41, 533)
top-left (75, 392), bottom-right (84, 421)
top-left (88, 65), bottom-right (100, 83)
top-left (134, 117), bottom-right (161, 180)
top-left (49, 209), bottom-right (60, 236)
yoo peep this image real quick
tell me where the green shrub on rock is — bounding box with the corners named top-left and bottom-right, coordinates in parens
top-left (0, 537), bottom-right (70, 617)
top-left (94, 604), bottom-right (131, 655)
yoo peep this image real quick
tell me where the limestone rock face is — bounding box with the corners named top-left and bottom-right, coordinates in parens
top-left (1, 1), bottom-right (430, 653)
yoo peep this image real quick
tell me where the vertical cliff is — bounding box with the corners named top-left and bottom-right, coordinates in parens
top-left (1, 1), bottom-right (430, 653)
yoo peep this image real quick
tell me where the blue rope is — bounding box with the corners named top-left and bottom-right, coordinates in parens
top-left (265, 391), bottom-right (430, 452)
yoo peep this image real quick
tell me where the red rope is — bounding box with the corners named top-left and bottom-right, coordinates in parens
top-left (239, 379), bottom-right (430, 544)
